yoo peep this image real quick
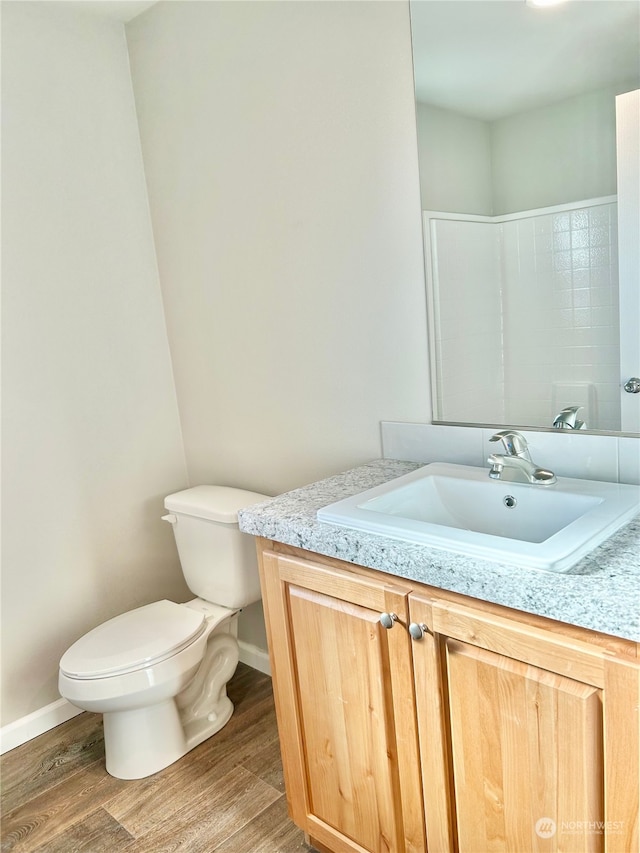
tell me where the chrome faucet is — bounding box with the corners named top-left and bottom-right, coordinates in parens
top-left (553, 406), bottom-right (586, 430)
top-left (487, 430), bottom-right (556, 485)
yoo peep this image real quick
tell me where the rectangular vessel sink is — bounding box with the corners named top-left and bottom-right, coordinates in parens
top-left (317, 463), bottom-right (640, 572)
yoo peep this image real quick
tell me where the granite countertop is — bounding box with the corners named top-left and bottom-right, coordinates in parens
top-left (238, 459), bottom-right (640, 643)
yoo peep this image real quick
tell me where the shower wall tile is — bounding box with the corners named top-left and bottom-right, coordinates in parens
top-left (503, 200), bottom-right (620, 431)
top-left (426, 200), bottom-right (620, 432)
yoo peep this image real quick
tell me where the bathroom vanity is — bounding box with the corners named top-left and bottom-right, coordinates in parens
top-left (239, 460), bottom-right (640, 853)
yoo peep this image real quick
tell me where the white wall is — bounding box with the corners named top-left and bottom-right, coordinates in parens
top-left (491, 84), bottom-right (632, 215)
top-left (1, 2), bottom-right (190, 727)
top-left (417, 83), bottom-right (635, 216)
top-left (416, 101), bottom-right (493, 215)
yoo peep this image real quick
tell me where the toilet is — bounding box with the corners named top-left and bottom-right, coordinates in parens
top-left (58, 485), bottom-right (268, 780)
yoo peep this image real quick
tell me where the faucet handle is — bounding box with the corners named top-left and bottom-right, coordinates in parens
top-left (489, 430), bottom-right (529, 457)
top-left (553, 406), bottom-right (585, 430)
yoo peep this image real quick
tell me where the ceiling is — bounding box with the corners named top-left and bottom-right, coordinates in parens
top-left (11, 0), bottom-right (638, 115)
top-left (99, 1), bottom-right (157, 20)
top-left (43, 0), bottom-right (158, 22)
top-left (410, 0), bottom-right (640, 121)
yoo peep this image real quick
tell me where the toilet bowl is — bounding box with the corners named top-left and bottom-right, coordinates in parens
top-left (58, 486), bottom-right (268, 780)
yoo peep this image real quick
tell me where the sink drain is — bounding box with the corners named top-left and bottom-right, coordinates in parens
top-left (503, 495), bottom-right (517, 508)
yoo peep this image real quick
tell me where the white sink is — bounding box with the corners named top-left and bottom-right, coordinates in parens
top-left (317, 463), bottom-right (640, 572)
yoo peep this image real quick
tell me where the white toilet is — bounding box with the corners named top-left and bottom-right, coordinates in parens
top-left (58, 485), bottom-right (268, 780)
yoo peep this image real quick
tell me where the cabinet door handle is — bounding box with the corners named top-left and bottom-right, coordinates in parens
top-left (408, 622), bottom-right (430, 640)
top-left (379, 612), bottom-right (399, 629)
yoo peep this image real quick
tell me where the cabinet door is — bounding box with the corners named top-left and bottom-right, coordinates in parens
top-left (410, 594), bottom-right (639, 853)
top-left (260, 551), bottom-right (425, 853)
top-left (446, 640), bottom-right (603, 853)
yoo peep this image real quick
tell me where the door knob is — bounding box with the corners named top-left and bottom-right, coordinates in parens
top-left (408, 622), bottom-right (430, 640)
top-left (379, 612), bottom-right (398, 629)
top-left (624, 378), bottom-right (640, 394)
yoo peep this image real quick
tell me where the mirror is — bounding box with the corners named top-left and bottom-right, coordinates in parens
top-left (410, 0), bottom-right (640, 435)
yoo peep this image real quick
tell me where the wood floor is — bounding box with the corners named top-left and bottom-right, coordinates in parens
top-left (1, 664), bottom-right (311, 853)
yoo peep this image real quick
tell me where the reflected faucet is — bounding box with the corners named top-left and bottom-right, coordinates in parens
top-left (488, 430), bottom-right (556, 485)
top-left (553, 406), bottom-right (586, 430)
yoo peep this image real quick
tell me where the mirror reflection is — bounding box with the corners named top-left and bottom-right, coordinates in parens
top-left (410, 0), bottom-right (640, 434)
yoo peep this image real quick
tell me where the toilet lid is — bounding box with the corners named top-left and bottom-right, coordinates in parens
top-left (60, 600), bottom-right (206, 679)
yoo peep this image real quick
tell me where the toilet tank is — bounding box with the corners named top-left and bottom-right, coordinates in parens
top-left (163, 486), bottom-right (269, 610)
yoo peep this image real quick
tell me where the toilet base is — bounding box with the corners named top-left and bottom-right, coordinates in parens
top-left (104, 700), bottom-right (187, 779)
top-left (101, 623), bottom-right (240, 779)
top-left (177, 630), bottom-right (239, 752)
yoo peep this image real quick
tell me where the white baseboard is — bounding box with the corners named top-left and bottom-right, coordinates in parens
top-left (0, 698), bottom-right (83, 755)
top-left (238, 640), bottom-right (271, 676)
top-left (1, 642), bottom-right (271, 755)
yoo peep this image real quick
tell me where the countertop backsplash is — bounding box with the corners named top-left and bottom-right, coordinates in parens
top-left (381, 421), bottom-right (640, 485)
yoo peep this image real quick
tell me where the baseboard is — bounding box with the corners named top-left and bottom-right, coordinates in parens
top-left (1, 642), bottom-right (271, 755)
top-left (0, 697), bottom-right (83, 755)
top-left (238, 640), bottom-right (271, 676)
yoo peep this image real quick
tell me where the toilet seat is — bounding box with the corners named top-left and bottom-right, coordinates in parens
top-left (60, 600), bottom-right (206, 680)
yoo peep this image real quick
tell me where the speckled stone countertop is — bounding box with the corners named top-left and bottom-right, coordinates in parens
top-left (238, 459), bottom-right (640, 643)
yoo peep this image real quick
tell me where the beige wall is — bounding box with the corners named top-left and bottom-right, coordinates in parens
top-left (1, 2), bottom-right (190, 725)
top-left (2, 0), bottom-right (430, 726)
top-left (126, 0), bottom-right (429, 652)
top-left (125, 0), bottom-right (430, 500)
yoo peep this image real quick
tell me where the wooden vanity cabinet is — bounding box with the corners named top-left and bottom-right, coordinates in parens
top-left (410, 594), bottom-right (639, 853)
top-left (259, 545), bottom-right (426, 853)
top-left (257, 540), bottom-right (639, 853)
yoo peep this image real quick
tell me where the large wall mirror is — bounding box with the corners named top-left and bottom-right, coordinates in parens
top-left (410, 0), bottom-right (640, 435)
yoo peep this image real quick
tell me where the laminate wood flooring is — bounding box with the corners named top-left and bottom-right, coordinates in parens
top-left (1, 664), bottom-right (310, 853)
